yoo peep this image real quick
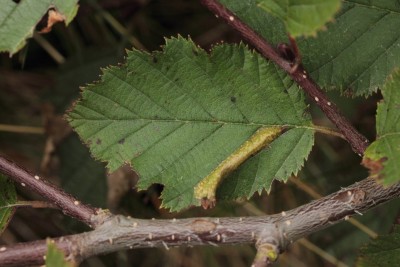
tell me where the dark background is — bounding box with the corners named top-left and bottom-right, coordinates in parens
top-left (0, 1), bottom-right (398, 266)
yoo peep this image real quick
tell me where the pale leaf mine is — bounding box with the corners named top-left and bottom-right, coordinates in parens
top-left (194, 126), bottom-right (282, 208)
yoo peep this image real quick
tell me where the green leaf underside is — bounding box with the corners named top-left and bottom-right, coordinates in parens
top-left (0, 174), bottom-right (17, 235)
top-left (69, 37), bottom-right (314, 211)
top-left (220, 0), bottom-right (400, 96)
top-left (363, 69), bottom-right (400, 185)
top-left (46, 242), bottom-right (74, 267)
top-left (356, 225), bottom-right (400, 267)
top-left (0, 0), bottom-right (79, 54)
top-left (256, 0), bottom-right (340, 37)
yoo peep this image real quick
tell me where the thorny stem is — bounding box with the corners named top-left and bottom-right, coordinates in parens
top-left (0, 178), bottom-right (399, 266)
top-left (199, 0), bottom-right (370, 155)
top-left (0, 156), bottom-right (107, 228)
top-left (289, 177), bottom-right (378, 238)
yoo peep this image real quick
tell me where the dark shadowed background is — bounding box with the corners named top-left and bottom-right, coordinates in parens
top-left (1, 0), bottom-right (398, 266)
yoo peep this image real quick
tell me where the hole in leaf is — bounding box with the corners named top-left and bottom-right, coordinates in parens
top-left (36, 8), bottom-right (66, 34)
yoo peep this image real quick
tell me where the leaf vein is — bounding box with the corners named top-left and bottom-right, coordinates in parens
top-left (96, 121), bottom-right (152, 155)
top-left (145, 124), bottom-right (226, 183)
top-left (348, 19), bottom-right (400, 89)
top-left (85, 89), bottom-right (140, 118)
top-left (135, 53), bottom-right (216, 120)
top-left (343, 0), bottom-right (400, 14)
top-left (130, 122), bottom-right (186, 160)
top-left (108, 69), bottom-right (175, 117)
top-left (310, 7), bottom-right (386, 73)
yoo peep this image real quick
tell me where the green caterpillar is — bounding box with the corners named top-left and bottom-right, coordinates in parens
top-left (194, 126), bottom-right (282, 209)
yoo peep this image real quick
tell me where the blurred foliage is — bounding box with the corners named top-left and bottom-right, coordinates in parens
top-left (0, 0), bottom-right (399, 266)
top-left (356, 225), bottom-right (400, 267)
top-left (0, 174), bottom-right (16, 235)
top-left (46, 241), bottom-right (76, 267)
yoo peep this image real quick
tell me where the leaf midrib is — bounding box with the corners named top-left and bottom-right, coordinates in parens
top-left (378, 132), bottom-right (400, 139)
top-left (72, 117), bottom-right (313, 128)
top-left (344, 0), bottom-right (400, 15)
top-left (309, 7), bottom-right (388, 74)
top-left (0, 3), bottom-right (17, 29)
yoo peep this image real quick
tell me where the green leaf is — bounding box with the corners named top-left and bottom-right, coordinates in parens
top-left (46, 241), bottom-right (75, 267)
top-left (356, 225), bottom-right (400, 267)
top-left (68, 37), bottom-right (314, 211)
top-left (363, 69), bottom-right (400, 185)
top-left (0, 174), bottom-right (17, 235)
top-left (220, 0), bottom-right (400, 96)
top-left (302, 0), bottom-right (400, 96)
top-left (0, 0), bottom-right (79, 55)
top-left (256, 0), bottom-right (340, 37)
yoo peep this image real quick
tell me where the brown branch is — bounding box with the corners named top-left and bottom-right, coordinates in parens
top-left (199, 0), bottom-right (370, 155)
top-left (0, 155), bottom-right (107, 228)
top-left (1, 178), bottom-right (399, 266)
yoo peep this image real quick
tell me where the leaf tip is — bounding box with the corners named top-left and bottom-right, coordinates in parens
top-left (194, 175), bottom-right (219, 209)
top-left (200, 198), bottom-right (216, 209)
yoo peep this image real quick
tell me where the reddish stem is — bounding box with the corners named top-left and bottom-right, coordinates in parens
top-left (200, 0), bottom-right (369, 155)
top-left (0, 155), bottom-right (99, 228)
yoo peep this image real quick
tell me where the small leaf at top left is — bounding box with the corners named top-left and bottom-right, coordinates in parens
top-left (0, 0), bottom-right (79, 55)
top-left (0, 174), bottom-right (17, 235)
